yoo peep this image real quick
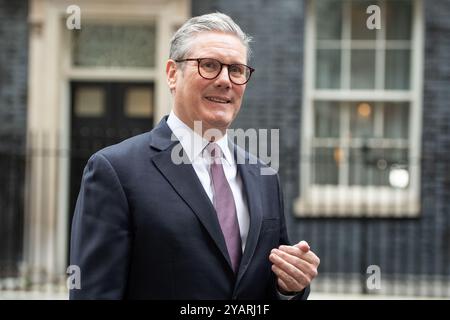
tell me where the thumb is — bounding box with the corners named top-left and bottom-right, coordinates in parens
top-left (295, 240), bottom-right (310, 253)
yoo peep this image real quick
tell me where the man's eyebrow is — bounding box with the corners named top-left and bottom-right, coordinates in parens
top-left (203, 57), bottom-right (247, 65)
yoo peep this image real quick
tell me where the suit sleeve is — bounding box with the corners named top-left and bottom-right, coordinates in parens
top-left (69, 152), bottom-right (131, 299)
top-left (275, 173), bottom-right (310, 300)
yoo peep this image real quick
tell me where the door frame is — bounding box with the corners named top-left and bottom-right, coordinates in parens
top-left (25, 0), bottom-right (190, 284)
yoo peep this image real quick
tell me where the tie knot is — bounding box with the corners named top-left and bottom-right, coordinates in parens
top-left (206, 143), bottom-right (222, 160)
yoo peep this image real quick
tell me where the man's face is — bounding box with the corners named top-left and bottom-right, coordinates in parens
top-left (167, 31), bottom-right (248, 135)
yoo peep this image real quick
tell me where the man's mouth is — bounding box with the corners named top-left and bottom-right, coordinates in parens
top-left (205, 96), bottom-right (231, 104)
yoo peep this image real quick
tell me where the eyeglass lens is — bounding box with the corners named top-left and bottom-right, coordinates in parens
top-left (198, 58), bottom-right (251, 84)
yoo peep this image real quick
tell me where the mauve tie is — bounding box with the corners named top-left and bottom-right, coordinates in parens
top-left (206, 143), bottom-right (242, 273)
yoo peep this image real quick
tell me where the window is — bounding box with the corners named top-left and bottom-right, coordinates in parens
top-left (74, 86), bottom-right (105, 117)
top-left (72, 24), bottom-right (156, 68)
top-left (124, 86), bottom-right (153, 118)
top-left (296, 0), bottom-right (423, 217)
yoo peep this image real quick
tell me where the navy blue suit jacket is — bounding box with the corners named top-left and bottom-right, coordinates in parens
top-left (69, 117), bottom-right (309, 300)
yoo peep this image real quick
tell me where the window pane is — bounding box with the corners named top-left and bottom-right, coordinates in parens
top-left (74, 86), bottom-right (105, 117)
top-left (350, 102), bottom-right (374, 138)
top-left (314, 101), bottom-right (340, 138)
top-left (312, 148), bottom-right (339, 185)
top-left (386, 0), bottom-right (412, 40)
top-left (316, 50), bottom-right (341, 89)
top-left (351, 50), bottom-right (375, 89)
top-left (349, 148), bottom-right (408, 186)
top-left (351, 0), bottom-right (377, 40)
top-left (385, 49), bottom-right (410, 90)
top-left (316, 0), bottom-right (342, 40)
top-left (72, 24), bottom-right (156, 67)
top-left (349, 147), bottom-right (379, 186)
top-left (383, 102), bottom-right (409, 139)
top-left (124, 87), bottom-right (153, 118)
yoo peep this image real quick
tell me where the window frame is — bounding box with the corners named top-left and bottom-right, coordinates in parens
top-left (296, 0), bottom-right (424, 217)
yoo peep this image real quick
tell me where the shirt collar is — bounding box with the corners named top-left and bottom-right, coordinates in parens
top-left (166, 111), bottom-right (234, 165)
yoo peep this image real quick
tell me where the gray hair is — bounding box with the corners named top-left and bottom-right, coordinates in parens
top-left (169, 12), bottom-right (252, 62)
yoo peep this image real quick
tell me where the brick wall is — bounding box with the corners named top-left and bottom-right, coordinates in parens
top-left (0, 0), bottom-right (28, 273)
top-left (0, 0), bottom-right (28, 142)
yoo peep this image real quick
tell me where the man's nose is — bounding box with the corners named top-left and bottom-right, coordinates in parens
top-left (214, 66), bottom-right (232, 88)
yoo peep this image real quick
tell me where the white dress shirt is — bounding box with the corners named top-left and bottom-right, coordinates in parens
top-left (166, 111), bottom-right (250, 252)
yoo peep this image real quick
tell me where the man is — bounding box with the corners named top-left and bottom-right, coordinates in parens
top-left (70, 12), bottom-right (319, 300)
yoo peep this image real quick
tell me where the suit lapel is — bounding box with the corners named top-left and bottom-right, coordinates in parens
top-left (149, 118), bottom-right (232, 270)
top-left (233, 146), bottom-right (264, 288)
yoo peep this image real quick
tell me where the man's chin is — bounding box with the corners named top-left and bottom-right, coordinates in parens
top-left (201, 116), bottom-right (233, 136)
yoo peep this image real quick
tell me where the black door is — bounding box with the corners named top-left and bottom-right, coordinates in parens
top-left (69, 81), bottom-right (154, 237)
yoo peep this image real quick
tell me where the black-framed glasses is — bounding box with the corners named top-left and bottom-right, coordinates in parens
top-left (175, 58), bottom-right (255, 85)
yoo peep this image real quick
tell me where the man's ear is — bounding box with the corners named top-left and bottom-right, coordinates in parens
top-left (166, 59), bottom-right (178, 92)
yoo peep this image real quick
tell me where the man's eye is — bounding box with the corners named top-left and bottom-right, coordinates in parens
top-left (230, 65), bottom-right (244, 74)
top-left (203, 62), bottom-right (217, 69)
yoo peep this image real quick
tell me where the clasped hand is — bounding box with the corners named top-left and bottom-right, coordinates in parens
top-left (269, 240), bottom-right (320, 294)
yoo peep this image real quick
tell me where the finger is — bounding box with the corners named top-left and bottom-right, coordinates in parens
top-left (273, 249), bottom-right (318, 280)
top-left (277, 277), bottom-right (290, 293)
top-left (295, 240), bottom-right (310, 253)
top-left (278, 245), bottom-right (320, 266)
top-left (272, 264), bottom-right (306, 292)
top-left (269, 251), bottom-right (308, 284)
top-left (278, 245), bottom-right (319, 266)
top-left (272, 248), bottom-right (310, 271)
